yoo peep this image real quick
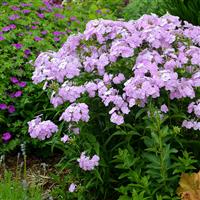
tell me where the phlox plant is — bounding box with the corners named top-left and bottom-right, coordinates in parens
top-left (0, 0), bottom-right (115, 154)
top-left (29, 13), bottom-right (200, 199)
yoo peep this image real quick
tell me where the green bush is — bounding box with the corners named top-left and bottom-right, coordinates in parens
top-left (122, 0), bottom-right (165, 20)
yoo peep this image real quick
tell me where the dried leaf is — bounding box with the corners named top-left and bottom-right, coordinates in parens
top-left (177, 171), bottom-right (200, 200)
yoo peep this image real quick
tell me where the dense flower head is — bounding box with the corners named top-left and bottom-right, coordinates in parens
top-left (28, 116), bottom-right (58, 140)
top-left (77, 152), bottom-right (100, 171)
top-left (32, 13), bottom-right (200, 127)
top-left (59, 103), bottom-right (90, 122)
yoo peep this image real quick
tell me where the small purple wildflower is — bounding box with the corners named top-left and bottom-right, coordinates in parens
top-left (10, 93), bottom-right (15, 98)
top-left (37, 13), bottom-right (44, 18)
top-left (34, 36), bottom-right (43, 41)
top-left (9, 24), bottom-right (16, 29)
top-left (53, 31), bottom-right (62, 36)
top-left (0, 36), bottom-right (5, 41)
top-left (12, 43), bottom-right (23, 49)
top-left (2, 26), bottom-right (10, 32)
top-left (2, 132), bottom-right (12, 142)
top-left (20, 3), bottom-right (32, 7)
top-left (11, 6), bottom-right (20, 11)
top-left (54, 37), bottom-right (60, 42)
top-left (31, 26), bottom-right (38, 30)
top-left (10, 77), bottom-right (19, 84)
top-left (41, 30), bottom-right (48, 35)
top-left (0, 104), bottom-right (7, 110)
top-left (9, 14), bottom-right (20, 20)
top-left (8, 105), bottom-right (15, 113)
top-left (96, 9), bottom-right (102, 14)
top-left (2, 2), bottom-right (8, 6)
top-left (70, 16), bottom-right (77, 21)
top-left (54, 13), bottom-right (65, 19)
top-left (18, 81), bottom-right (27, 87)
top-left (22, 9), bottom-right (31, 14)
top-left (14, 91), bottom-right (22, 97)
top-left (24, 49), bottom-right (31, 55)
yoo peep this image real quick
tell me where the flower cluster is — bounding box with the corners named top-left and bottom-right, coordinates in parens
top-left (28, 116), bottom-right (58, 140)
top-left (59, 103), bottom-right (90, 122)
top-left (32, 14), bottom-right (200, 126)
top-left (182, 100), bottom-right (200, 130)
top-left (77, 152), bottom-right (100, 171)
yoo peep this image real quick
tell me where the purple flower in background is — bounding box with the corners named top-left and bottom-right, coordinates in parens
top-left (0, 32), bottom-right (3, 34)
top-left (18, 33), bottom-right (24, 36)
top-left (14, 90), bottom-right (22, 97)
top-left (69, 183), bottom-right (77, 192)
top-left (0, 104), bottom-right (7, 110)
top-left (77, 152), bottom-right (100, 171)
top-left (160, 104), bottom-right (169, 113)
top-left (61, 135), bottom-right (70, 143)
top-left (41, 30), bottom-right (47, 35)
top-left (66, 29), bottom-right (72, 33)
top-left (2, 2), bottom-right (8, 6)
top-left (9, 14), bottom-right (20, 20)
top-left (24, 49), bottom-right (31, 58)
top-left (8, 105), bottom-right (15, 113)
top-left (53, 31), bottom-right (62, 36)
top-left (0, 36), bottom-right (5, 41)
top-left (34, 36), bottom-right (43, 41)
top-left (20, 3), bottom-right (32, 7)
top-left (96, 9), bottom-right (102, 14)
top-left (37, 13), bottom-right (44, 18)
top-left (22, 9), bottom-right (31, 14)
top-left (18, 81), bottom-right (27, 87)
top-left (31, 26), bottom-right (38, 30)
top-left (10, 76), bottom-right (19, 84)
top-left (12, 43), bottom-right (23, 49)
top-left (2, 26), bottom-right (10, 32)
top-left (11, 6), bottom-right (20, 11)
top-left (9, 24), bottom-right (16, 29)
top-left (70, 16), bottom-right (77, 21)
top-left (10, 93), bottom-right (15, 98)
top-left (54, 13), bottom-right (65, 19)
top-left (39, 7), bottom-right (46, 11)
top-left (54, 37), bottom-right (60, 42)
top-left (2, 132), bottom-right (12, 142)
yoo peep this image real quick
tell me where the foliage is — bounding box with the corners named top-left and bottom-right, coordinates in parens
top-left (162, 0), bottom-right (200, 25)
top-left (122, 0), bottom-right (165, 20)
top-left (0, 0), bottom-right (115, 154)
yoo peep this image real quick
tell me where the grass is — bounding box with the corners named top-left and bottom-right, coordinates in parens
top-left (0, 171), bottom-right (43, 200)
